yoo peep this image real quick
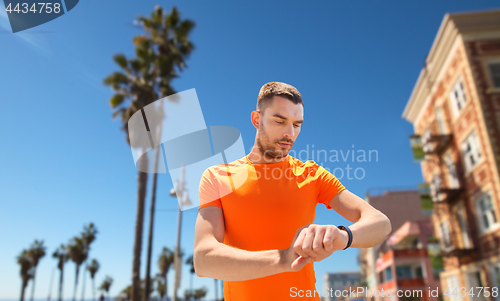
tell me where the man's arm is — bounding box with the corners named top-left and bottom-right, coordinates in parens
top-left (193, 206), bottom-right (297, 281)
top-left (327, 189), bottom-right (392, 248)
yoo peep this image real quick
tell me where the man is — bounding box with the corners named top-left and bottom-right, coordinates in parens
top-left (193, 82), bottom-right (391, 300)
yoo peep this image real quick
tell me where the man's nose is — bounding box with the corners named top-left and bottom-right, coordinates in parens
top-left (283, 123), bottom-right (295, 138)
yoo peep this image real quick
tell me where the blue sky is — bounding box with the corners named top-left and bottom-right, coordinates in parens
top-left (1, 0), bottom-right (499, 300)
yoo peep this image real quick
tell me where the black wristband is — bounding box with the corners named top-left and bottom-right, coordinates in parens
top-left (337, 225), bottom-right (352, 250)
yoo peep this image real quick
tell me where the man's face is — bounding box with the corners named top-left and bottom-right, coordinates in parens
top-left (256, 96), bottom-right (304, 160)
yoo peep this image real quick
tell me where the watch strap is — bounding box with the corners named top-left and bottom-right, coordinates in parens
top-left (337, 225), bottom-right (352, 250)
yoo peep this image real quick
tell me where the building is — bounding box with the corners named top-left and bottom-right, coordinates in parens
top-left (375, 220), bottom-right (442, 301)
top-left (403, 9), bottom-right (500, 301)
top-left (324, 271), bottom-right (360, 301)
top-left (359, 190), bottom-right (431, 301)
top-left (338, 285), bottom-right (366, 301)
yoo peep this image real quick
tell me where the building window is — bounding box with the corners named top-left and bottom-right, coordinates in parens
top-left (444, 153), bottom-right (459, 189)
top-left (491, 263), bottom-right (500, 301)
top-left (467, 271), bottom-right (487, 301)
top-left (436, 107), bottom-right (447, 134)
top-left (385, 266), bottom-right (393, 281)
top-left (430, 174), bottom-right (442, 202)
top-left (457, 205), bottom-right (471, 249)
top-left (488, 62), bottom-right (500, 89)
top-left (449, 77), bottom-right (467, 117)
top-left (422, 128), bottom-right (433, 153)
top-left (439, 221), bottom-right (453, 251)
top-left (461, 130), bottom-right (482, 172)
top-left (415, 265), bottom-right (423, 278)
top-left (378, 271), bottom-right (384, 284)
top-left (396, 266), bottom-right (413, 279)
top-left (446, 275), bottom-right (462, 301)
top-left (475, 192), bottom-right (499, 233)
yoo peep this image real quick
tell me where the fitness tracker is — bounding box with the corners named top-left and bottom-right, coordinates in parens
top-left (337, 225), bottom-right (352, 250)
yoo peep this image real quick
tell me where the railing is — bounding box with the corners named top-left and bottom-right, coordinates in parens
top-left (441, 246), bottom-right (477, 258)
top-left (393, 249), bottom-right (428, 257)
top-left (422, 130), bottom-right (453, 155)
top-left (379, 249), bottom-right (428, 265)
top-left (409, 120), bottom-right (454, 161)
top-left (397, 278), bottom-right (426, 287)
top-left (429, 174), bottom-right (463, 204)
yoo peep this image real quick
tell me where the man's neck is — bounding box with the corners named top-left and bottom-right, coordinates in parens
top-left (247, 147), bottom-right (289, 164)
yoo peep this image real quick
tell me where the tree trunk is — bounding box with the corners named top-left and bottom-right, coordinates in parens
top-left (214, 279), bottom-right (218, 301)
top-left (144, 143), bottom-right (162, 301)
top-left (30, 267), bottom-right (38, 301)
top-left (73, 265), bottom-right (80, 301)
top-left (20, 279), bottom-right (27, 301)
top-left (92, 278), bottom-right (96, 301)
top-left (131, 155), bottom-right (149, 301)
top-left (81, 260), bottom-right (88, 301)
top-left (48, 267), bottom-right (55, 301)
top-left (189, 274), bottom-right (193, 301)
top-left (164, 275), bottom-right (167, 301)
top-left (58, 264), bottom-right (64, 301)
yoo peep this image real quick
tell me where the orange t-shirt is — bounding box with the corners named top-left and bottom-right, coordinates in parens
top-left (198, 155), bottom-right (346, 301)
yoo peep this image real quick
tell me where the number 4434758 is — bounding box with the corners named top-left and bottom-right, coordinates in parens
top-left (5, 3), bottom-right (62, 14)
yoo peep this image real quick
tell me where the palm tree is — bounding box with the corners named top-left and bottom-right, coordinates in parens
top-left (157, 247), bottom-right (174, 301)
top-left (67, 237), bottom-right (87, 301)
top-left (87, 259), bottom-right (100, 301)
top-left (81, 223), bottom-right (98, 301)
top-left (117, 285), bottom-right (132, 301)
top-left (193, 288), bottom-right (207, 301)
top-left (183, 290), bottom-right (192, 301)
top-left (17, 249), bottom-right (34, 301)
top-left (28, 240), bottom-right (46, 301)
top-left (52, 245), bottom-right (68, 301)
top-left (117, 280), bottom-right (152, 301)
top-left (184, 255), bottom-right (195, 301)
top-left (104, 6), bottom-right (194, 301)
top-left (154, 274), bottom-right (165, 301)
top-left (98, 276), bottom-right (113, 301)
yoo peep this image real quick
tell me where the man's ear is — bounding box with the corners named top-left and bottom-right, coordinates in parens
top-left (251, 110), bottom-right (260, 128)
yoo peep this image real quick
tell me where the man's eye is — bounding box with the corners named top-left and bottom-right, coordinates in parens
top-left (294, 124), bottom-right (301, 128)
top-left (276, 121), bottom-right (284, 124)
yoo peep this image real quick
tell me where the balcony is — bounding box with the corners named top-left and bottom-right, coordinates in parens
top-left (378, 249), bottom-right (429, 266)
top-left (393, 249), bottom-right (428, 257)
top-left (421, 130), bottom-right (453, 155)
top-left (397, 278), bottom-right (426, 287)
top-left (429, 174), bottom-right (463, 204)
top-left (409, 122), bottom-right (454, 161)
top-left (441, 246), bottom-right (477, 258)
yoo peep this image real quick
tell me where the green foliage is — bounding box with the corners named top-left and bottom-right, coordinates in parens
top-left (103, 5), bottom-right (195, 146)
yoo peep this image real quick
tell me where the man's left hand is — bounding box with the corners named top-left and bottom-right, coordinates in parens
top-left (293, 223), bottom-right (349, 262)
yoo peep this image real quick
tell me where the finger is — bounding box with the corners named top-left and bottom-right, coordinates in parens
top-left (312, 227), bottom-right (326, 254)
top-left (323, 226), bottom-right (335, 252)
top-left (301, 230), bottom-right (317, 258)
top-left (294, 229), bottom-right (309, 258)
top-left (291, 255), bottom-right (314, 271)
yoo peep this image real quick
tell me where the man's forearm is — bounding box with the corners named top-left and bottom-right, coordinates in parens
top-left (194, 241), bottom-right (288, 281)
top-left (349, 211), bottom-right (392, 248)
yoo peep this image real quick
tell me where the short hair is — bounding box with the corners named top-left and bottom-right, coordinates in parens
top-left (257, 82), bottom-right (303, 115)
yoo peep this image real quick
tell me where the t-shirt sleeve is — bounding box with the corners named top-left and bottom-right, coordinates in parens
top-left (198, 168), bottom-right (222, 210)
top-left (315, 165), bottom-right (346, 209)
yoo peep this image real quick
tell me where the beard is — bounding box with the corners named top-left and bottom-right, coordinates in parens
top-left (256, 122), bottom-right (293, 160)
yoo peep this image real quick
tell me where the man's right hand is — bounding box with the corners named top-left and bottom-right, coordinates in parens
top-left (279, 224), bottom-right (315, 272)
top-left (280, 223), bottom-right (344, 272)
